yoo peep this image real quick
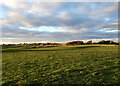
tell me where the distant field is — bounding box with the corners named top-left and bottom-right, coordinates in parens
top-left (2, 45), bottom-right (120, 85)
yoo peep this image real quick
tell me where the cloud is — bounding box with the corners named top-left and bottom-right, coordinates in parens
top-left (3, 0), bottom-right (29, 10)
top-left (28, 2), bottom-right (62, 16)
top-left (1, 2), bottom-right (118, 43)
top-left (90, 2), bottom-right (118, 19)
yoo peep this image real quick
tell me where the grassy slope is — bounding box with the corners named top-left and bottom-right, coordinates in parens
top-left (2, 45), bottom-right (120, 85)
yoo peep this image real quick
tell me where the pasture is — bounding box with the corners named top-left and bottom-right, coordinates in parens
top-left (2, 45), bottom-right (120, 85)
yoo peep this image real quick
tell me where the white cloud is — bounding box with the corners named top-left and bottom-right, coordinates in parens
top-left (28, 2), bottom-right (62, 16)
top-left (68, 28), bottom-right (88, 33)
top-left (58, 11), bottom-right (72, 21)
top-left (19, 26), bottom-right (68, 32)
top-left (3, 0), bottom-right (29, 10)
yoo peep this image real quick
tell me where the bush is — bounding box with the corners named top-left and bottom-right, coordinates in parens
top-left (31, 46), bottom-right (37, 48)
top-left (23, 45), bottom-right (31, 49)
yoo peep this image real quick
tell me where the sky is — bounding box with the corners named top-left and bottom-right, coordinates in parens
top-left (0, 1), bottom-right (119, 44)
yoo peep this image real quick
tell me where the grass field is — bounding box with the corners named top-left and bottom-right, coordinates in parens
top-left (2, 45), bottom-right (120, 85)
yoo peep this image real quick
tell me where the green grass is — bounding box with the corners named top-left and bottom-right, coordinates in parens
top-left (2, 45), bottom-right (120, 85)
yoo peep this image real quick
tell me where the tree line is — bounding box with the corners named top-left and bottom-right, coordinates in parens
top-left (2, 40), bottom-right (120, 46)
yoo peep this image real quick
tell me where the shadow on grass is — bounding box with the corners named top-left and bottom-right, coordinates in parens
top-left (2, 49), bottom-right (57, 53)
top-left (2, 46), bottom-right (103, 53)
top-left (2, 80), bottom-right (19, 86)
top-left (2, 81), bottom-right (43, 86)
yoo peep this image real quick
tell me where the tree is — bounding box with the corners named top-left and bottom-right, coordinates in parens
top-left (87, 40), bottom-right (92, 44)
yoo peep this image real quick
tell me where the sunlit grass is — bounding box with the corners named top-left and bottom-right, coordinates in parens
top-left (2, 45), bottom-right (120, 85)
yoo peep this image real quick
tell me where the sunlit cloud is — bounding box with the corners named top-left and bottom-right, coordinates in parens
top-left (19, 26), bottom-right (68, 32)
